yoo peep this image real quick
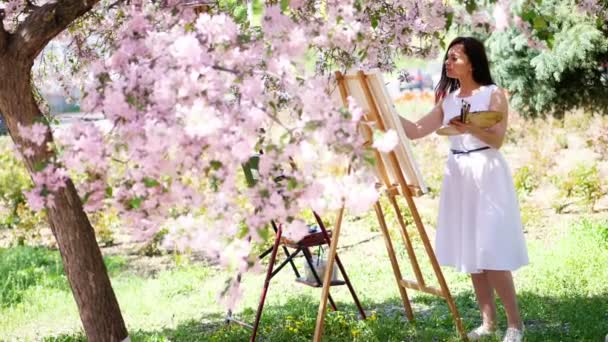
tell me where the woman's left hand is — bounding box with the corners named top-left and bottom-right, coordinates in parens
top-left (449, 118), bottom-right (479, 134)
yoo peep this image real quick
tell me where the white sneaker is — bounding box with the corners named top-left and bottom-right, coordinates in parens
top-left (467, 325), bottom-right (500, 341)
top-left (502, 327), bottom-right (524, 342)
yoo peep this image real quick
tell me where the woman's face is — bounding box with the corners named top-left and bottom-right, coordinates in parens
top-left (445, 44), bottom-right (472, 80)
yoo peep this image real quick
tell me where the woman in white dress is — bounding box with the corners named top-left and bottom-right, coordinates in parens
top-left (400, 37), bottom-right (528, 342)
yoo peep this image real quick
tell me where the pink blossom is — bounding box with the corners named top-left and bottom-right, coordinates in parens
top-left (24, 189), bottom-right (45, 211)
top-left (283, 220), bottom-right (309, 243)
top-left (493, 1), bottom-right (511, 32)
top-left (17, 122), bottom-right (48, 147)
top-left (373, 129), bottom-right (398, 152)
top-left (170, 34), bottom-right (203, 66)
top-left (50, 0), bottom-right (466, 309)
top-left (4, 0), bottom-right (24, 18)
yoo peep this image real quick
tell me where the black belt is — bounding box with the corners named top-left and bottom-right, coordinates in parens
top-left (451, 146), bottom-right (490, 155)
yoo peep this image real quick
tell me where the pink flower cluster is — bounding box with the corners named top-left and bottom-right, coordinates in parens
top-left (24, 165), bottom-right (68, 211)
top-left (577, 0), bottom-right (608, 19)
top-left (38, 0), bottom-right (451, 304)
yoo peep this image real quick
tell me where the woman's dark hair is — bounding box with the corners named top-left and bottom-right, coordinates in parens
top-left (434, 37), bottom-right (494, 102)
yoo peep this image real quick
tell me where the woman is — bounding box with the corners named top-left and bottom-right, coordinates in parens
top-left (400, 37), bottom-right (528, 342)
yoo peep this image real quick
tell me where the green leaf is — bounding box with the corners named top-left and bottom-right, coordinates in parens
top-left (233, 5), bottom-right (248, 24)
top-left (82, 191), bottom-right (91, 204)
top-left (242, 155), bottom-right (260, 188)
top-left (210, 176), bottom-right (220, 192)
top-left (128, 197), bottom-right (143, 210)
top-left (259, 189), bottom-right (270, 198)
top-left (533, 16), bottom-right (547, 31)
top-left (105, 186), bottom-right (113, 197)
top-left (287, 177), bottom-right (298, 191)
top-left (280, 0), bottom-right (290, 12)
top-left (545, 35), bottom-right (554, 49)
top-left (252, 0), bottom-right (264, 16)
top-left (219, 0), bottom-right (237, 11)
top-left (465, 0), bottom-right (477, 13)
top-left (143, 177), bottom-right (160, 188)
top-left (258, 225), bottom-right (270, 241)
top-left (521, 10), bottom-right (536, 22)
top-left (33, 160), bottom-right (48, 172)
top-left (371, 15), bottom-right (379, 29)
top-left (445, 11), bottom-right (454, 31)
top-left (40, 186), bottom-right (49, 197)
top-left (184, 22), bottom-right (195, 33)
top-left (210, 160), bottom-right (223, 171)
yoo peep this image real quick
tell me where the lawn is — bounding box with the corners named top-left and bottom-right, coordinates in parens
top-left (1, 214), bottom-right (606, 341)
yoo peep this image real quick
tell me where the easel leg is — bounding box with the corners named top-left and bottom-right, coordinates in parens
top-left (387, 194), bottom-right (426, 287)
top-left (250, 225), bottom-right (283, 342)
top-left (374, 201), bottom-right (414, 321)
top-left (313, 206), bottom-right (345, 342)
top-left (401, 191), bottom-right (467, 340)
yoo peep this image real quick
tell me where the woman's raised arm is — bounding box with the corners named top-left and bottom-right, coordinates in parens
top-left (399, 101), bottom-right (444, 140)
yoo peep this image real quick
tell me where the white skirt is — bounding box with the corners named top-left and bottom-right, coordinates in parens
top-left (435, 149), bottom-right (529, 274)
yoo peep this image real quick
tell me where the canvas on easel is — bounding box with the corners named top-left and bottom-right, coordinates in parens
top-left (312, 70), bottom-right (467, 341)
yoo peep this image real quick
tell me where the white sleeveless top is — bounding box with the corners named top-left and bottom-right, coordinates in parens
top-left (441, 85), bottom-right (497, 151)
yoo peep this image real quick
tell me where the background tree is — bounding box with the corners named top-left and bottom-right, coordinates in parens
top-left (458, 0), bottom-right (608, 118)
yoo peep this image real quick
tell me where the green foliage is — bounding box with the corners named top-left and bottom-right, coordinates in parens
top-left (89, 210), bottom-right (121, 246)
top-left (139, 228), bottom-right (169, 257)
top-left (523, 219), bottom-right (608, 295)
top-left (0, 246), bottom-right (68, 307)
top-left (0, 138), bottom-right (40, 230)
top-left (552, 163), bottom-right (604, 212)
top-left (585, 115), bottom-right (608, 159)
top-left (486, 0), bottom-right (608, 118)
top-left (519, 200), bottom-right (543, 229)
top-left (513, 166), bottom-right (540, 195)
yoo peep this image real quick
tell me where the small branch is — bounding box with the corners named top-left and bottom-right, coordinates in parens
top-left (212, 65), bottom-right (240, 75)
top-left (9, 0), bottom-right (101, 62)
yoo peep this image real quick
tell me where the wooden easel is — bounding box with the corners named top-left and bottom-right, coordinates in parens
top-left (312, 71), bottom-right (467, 341)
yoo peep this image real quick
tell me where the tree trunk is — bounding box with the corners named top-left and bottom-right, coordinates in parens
top-left (0, 61), bottom-right (128, 341)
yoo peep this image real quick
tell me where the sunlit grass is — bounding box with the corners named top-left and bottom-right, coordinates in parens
top-left (1, 218), bottom-right (607, 341)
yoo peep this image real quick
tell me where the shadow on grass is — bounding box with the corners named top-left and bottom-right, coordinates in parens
top-left (45, 289), bottom-right (608, 342)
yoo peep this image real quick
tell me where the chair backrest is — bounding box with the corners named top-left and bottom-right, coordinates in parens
top-left (335, 70), bottom-right (428, 195)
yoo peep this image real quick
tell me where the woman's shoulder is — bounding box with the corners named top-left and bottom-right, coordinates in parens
top-left (488, 84), bottom-right (508, 100)
top-left (488, 85), bottom-right (509, 112)
top-left (489, 83), bottom-right (502, 91)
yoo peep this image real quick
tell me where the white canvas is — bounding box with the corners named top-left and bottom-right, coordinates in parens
top-left (336, 71), bottom-right (428, 195)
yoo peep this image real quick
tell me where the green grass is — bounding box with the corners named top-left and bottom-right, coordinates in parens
top-left (1, 217), bottom-right (607, 341)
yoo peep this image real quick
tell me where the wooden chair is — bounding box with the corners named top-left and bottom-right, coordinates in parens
top-left (226, 157), bottom-right (365, 341)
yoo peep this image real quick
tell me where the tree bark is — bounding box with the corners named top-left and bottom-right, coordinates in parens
top-left (0, 1), bottom-right (128, 340)
top-left (0, 61), bottom-right (128, 342)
